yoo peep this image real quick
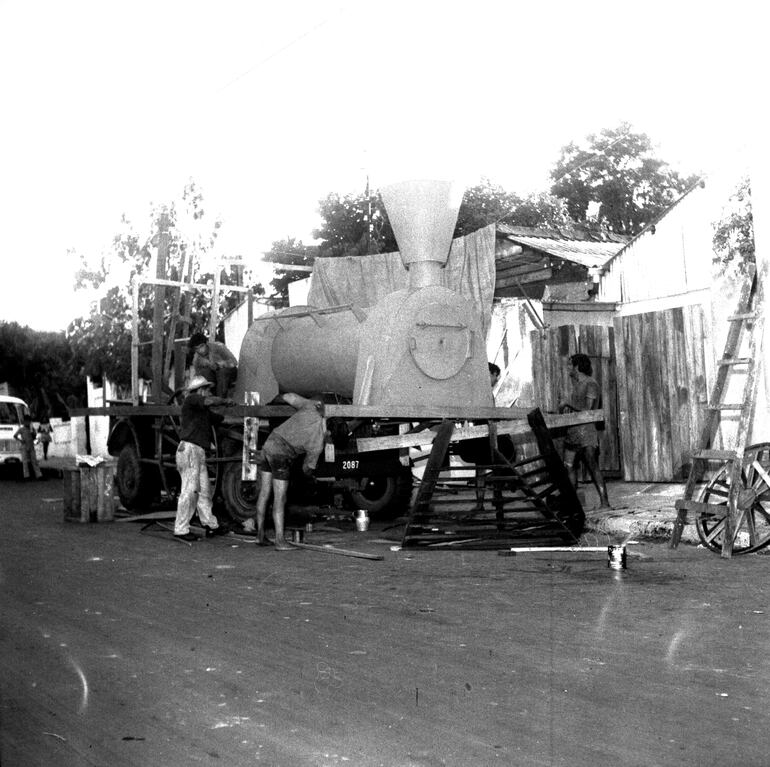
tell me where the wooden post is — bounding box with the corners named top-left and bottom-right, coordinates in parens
top-left (163, 248), bottom-right (189, 386)
top-left (131, 281), bottom-right (140, 406)
top-left (209, 265), bottom-right (221, 341)
top-left (151, 214), bottom-right (169, 402)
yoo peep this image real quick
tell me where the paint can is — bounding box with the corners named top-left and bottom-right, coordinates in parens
top-left (355, 509), bottom-right (369, 532)
top-left (607, 545), bottom-right (627, 570)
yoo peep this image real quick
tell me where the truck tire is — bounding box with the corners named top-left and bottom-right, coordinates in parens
top-left (349, 469), bottom-right (412, 520)
top-left (221, 460), bottom-right (259, 523)
top-left (116, 443), bottom-right (154, 510)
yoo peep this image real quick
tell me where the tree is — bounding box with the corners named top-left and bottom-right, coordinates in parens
top-left (67, 181), bottom-right (264, 389)
top-left (712, 176), bottom-right (754, 275)
top-left (263, 179), bottom-right (578, 303)
top-left (263, 237), bottom-right (318, 302)
top-left (0, 322), bottom-right (84, 416)
top-left (550, 122), bottom-right (699, 236)
top-left (314, 190), bottom-right (398, 258)
top-left (264, 189), bottom-right (398, 302)
top-left (455, 179), bottom-right (575, 235)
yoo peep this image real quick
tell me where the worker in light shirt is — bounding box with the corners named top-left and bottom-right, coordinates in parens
top-left (253, 393), bottom-right (326, 551)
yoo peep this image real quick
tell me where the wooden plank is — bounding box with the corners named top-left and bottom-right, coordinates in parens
top-left (655, 311), bottom-right (675, 480)
top-left (640, 313), bottom-right (656, 479)
top-left (70, 404), bottom-right (297, 418)
top-left (495, 260), bottom-right (550, 279)
top-left (670, 308), bottom-right (690, 479)
top-left (355, 411), bottom-right (605, 452)
top-left (526, 408), bottom-right (583, 542)
top-left (242, 391), bottom-right (260, 482)
top-left (115, 511), bottom-right (177, 523)
top-left (496, 268), bottom-right (553, 288)
top-left (75, 403), bottom-right (543, 420)
top-left (323, 405), bottom-right (533, 420)
top-left (530, 328), bottom-right (545, 411)
top-left (603, 324), bottom-right (621, 473)
top-left (674, 500), bottom-right (726, 515)
top-left (289, 542), bottom-right (384, 560)
top-left (612, 315), bottom-right (632, 481)
top-left (151, 217), bottom-right (169, 403)
top-left (623, 315), bottom-right (639, 481)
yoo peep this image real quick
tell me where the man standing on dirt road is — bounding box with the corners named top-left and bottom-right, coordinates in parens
top-left (173, 376), bottom-right (235, 542)
top-left (253, 393), bottom-right (326, 551)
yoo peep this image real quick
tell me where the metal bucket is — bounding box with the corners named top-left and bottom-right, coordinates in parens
top-left (355, 509), bottom-right (369, 532)
top-left (607, 545), bottom-right (627, 570)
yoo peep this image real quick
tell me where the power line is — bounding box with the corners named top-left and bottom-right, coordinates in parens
top-left (216, 8), bottom-right (346, 94)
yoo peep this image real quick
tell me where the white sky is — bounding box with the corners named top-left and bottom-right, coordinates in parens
top-left (0, 0), bottom-right (761, 331)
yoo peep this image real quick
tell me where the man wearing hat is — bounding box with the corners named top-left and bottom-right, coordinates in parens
top-left (173, 375), bottom-right (235, 542)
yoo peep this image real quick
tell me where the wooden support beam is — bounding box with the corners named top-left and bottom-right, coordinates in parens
top-left (70, 404), bottom-right (298, 418)
top-left (131, 281), bottom-right (140, 406)
top-left (496, 268), bottom-right (553, 289)
top-left (150, 217), bottom-right (169, 402)
top-left (355, 410), bottom-right (604, 453)
top-left (323, 404), bottom-right (533, 420)
top-left (494, 259), bottom-right (549, 278)
top-left (289, 542), bottom-right (383, 560)
top-left (209, 266), bottom-right (221, 340)
top-left (139, 276), bottom-right (257, 293)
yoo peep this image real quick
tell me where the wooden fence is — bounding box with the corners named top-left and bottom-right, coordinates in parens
top-left (613, 305), bottom-right (710, 481)
top-left (531, 324), bottom-right (621, 476)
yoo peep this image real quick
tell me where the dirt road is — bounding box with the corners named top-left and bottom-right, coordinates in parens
top-left (2, 475), bottom-right (769, 766)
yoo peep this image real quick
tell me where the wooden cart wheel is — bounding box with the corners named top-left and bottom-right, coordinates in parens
top-left (695, 442), bottom-right (770, 554)
top-left (156, 393), bottom-right (220, 503)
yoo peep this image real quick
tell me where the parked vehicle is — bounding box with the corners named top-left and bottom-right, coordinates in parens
top-left (0, 395), bottom-right (30, 470)
top-left (105, 390), bottom-right (411, 522)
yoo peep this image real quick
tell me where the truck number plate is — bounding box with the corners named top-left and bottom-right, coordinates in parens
top-left (341, 460), bottom-right (359, 470)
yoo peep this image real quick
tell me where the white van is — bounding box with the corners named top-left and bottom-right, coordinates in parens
top-left (0, 395), bottom-right (31, 466)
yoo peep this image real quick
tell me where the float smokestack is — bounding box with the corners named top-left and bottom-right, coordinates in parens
top-left (380, 179), bottom-right (462, 289)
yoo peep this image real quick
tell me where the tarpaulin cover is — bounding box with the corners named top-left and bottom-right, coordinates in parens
top-left (306, 224), bottom-right (497, 337)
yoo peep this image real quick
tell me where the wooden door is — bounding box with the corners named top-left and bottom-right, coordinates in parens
top-left (613, 306), bottom-right (710, 481)
top-left (531, 324), bottom-right (621, 475)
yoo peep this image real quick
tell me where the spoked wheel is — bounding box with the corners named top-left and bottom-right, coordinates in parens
top-left (695, 442), bottom-right (770, 554)
top-left (156, 393), bottom-right (220, 503)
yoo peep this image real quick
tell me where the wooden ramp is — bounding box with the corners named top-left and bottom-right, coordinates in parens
top-left (401, 409), bottom-right (585, 549)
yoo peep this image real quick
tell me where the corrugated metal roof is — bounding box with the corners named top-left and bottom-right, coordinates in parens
top-left (504, 236), bottom-right (623, 268)
top-left (496, 223), bottom-right (628, 268)
top-left (497, 222), bottom-right (628, 244)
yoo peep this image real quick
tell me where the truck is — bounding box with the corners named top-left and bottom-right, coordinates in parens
top-left (103, 389), bottom-right (413, 524)
top-left (0, 395), bottom-right (30, 470)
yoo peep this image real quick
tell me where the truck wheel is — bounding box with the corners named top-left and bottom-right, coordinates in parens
top-left (349, 470), bottom-right (412, 520)
top-left (116, 443), bottom-right (153, 510)
top-left (221, 460), bottom-right (260, 523)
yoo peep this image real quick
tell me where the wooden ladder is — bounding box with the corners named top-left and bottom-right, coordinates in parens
top-left (671, 268), bottom-right (765, 557)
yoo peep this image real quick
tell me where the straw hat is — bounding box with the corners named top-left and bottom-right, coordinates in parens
top-left (186, 375), bottom-right (214, 392)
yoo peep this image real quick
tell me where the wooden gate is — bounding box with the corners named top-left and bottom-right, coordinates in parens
top-left (613, 305), bottom-right (710, 482)
top-left (531, 324), bottom-right (621, 476)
